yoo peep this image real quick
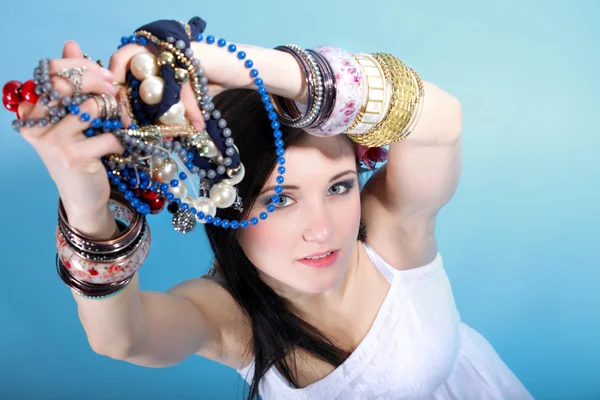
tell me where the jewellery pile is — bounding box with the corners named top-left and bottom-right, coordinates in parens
top-left (3, 17), bottom-right (288, 234)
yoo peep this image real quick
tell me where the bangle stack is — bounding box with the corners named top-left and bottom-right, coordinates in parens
top-left (271, 45), bottom-right (425, 150)
top-left (56, 191), bottom-right (151, 299)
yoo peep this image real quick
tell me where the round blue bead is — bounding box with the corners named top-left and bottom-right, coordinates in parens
top-left (197, 211), bottom-right (205, 219)
top-left (139, 171), bottom-right (148, 180)
top-left (241, 220), bottom-right (249, 228)
top-left (213, 217), bottom-right (221, 226)
top-left (261, 94), bottom-right (270, 104)
top-left (179, 172), bottom-right (187, 180)
top-left (276, 148), bottom-right (285, 157)
top-left (260, 212), bottom-right (268, 220)
top-left (272, 195), bottom-right (280, 204)
top-left (80, 113), bottom-right (90, 122)
top-left (221, 220), bottom-right (230, 228)
top-left (271, 121), bottom-right (280, 129)
top-left (196, 34), bottom-right (203, 41)
top-left (258, 86), bottom-right (267, 95)
top-left (268, 111), bottom-right (278, 121)
top-left (186, 162), bottom-right (194, 170)
top-left (204, 215), bottom-right (213, 223)
top-left (112, 120), bottom-right (122, 129)
top-left (190, 207), bottom-right (197, 214)
top-left (250, 69), bottom-right (259, 78)
top-left (121, 36), bottom-right (128, 45)
top-left (181, 203), bottom-right (189, 211)
top-left (277, 157), bottom-right (286, 165)
top-left (68, 105), bottom-right (79, 114)
top-left (265, 103), bottom-right (274, 112)
top-left (166, 193), bottom-right (175, 201)
top-left (274, 185), bottom-right (283, 194)
top-left (118, 183), bottom-right (128, 192)
top-left (129, 177), bottom-right (138, 186)
top-left (206, 35), bottom-right (215, 44)
top-left (217, 38), bottom-right (226, 47)
top-left (84, 128), bottom-right (95, 137)
top-left (125, 191), bottom-right (134, 200)
top-left (237, 51), bottom-right (246, 60)
top-left (245, 60), bottom-right (253, 68)
top-left (103, 120), bottom-right (112, 131)
top-left (278, 166), bottom-right (286, 174)
top-left (131, 79), bottom-right (140, 88)
top-left (275, 139), bottom-right (284, 147)
top-left (140, 180), bottom-right (150, 189)
top-left (170, 179), bottom-right (179, 187)
top-left (273, 130), bottom-right (282, 139)
top-left (111, 177), bottom-right (121, 185)
top-left (276, 175), bottom-right (284, 184)
top-left (129, 35), bottom-right (138, 43)
top-left (228, 44), bottom-right (237, 52)
top-left (250, 217), bottom-right (259, 225)
top-left (160, 183), bottom-right (169, 192)
top-left (139, 37), bottom-right (148, 46)
top-left (230, 221), bottom-right (239, 229)
top-left (131, 198), bottom-right (141, 207)
top-left (92, 118), bottom-right (102, 128)
top-left (267, 204), bottom-right (275, 213)
top-left (174, 198), bottom-right (182, 205)
top-left (254, 78), bottom-right (263, 86)
top-left (129, 123), bottom-right (137, 130)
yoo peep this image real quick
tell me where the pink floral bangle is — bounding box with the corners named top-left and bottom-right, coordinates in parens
top-left (305, 46), bottom-right (364, 137)
top-left (56, 221), bottom-right (151, 285)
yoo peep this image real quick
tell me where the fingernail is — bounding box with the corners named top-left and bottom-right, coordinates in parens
top-left (192, 120), bottom-right (205, 131)
top-left (101, 68), bottom-right (115, 79)
top-left (105, 81), bottom-right (119, 95)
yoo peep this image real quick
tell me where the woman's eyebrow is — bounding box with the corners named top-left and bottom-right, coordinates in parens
top-left (259, 170), bottom-right (356, 196)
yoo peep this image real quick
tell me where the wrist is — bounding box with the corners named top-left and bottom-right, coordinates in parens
top-left (64, 203), bottom-right (120, 240)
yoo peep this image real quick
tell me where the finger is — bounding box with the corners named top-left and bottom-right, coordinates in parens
top-left (17, 101), bottom-right (34, 122)
top-left (109, 44), bottom-right (149, 82)
top-left (48, 58), bottom-right (113, 80)
top-left (24, 96), bottom-right (103, 142)
top-left (115, 85), bottom-right (133, 128)
top-left (24, 70), bottom-right (118, 122)
top-left (181, 83), bottom-right (204, 130)
top-left (61, 133), bottom-right (124, 172)
top-left (62, 40), bottom-right (84, 59)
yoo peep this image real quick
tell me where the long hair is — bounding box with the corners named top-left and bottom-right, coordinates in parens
top-left (204, 89), bottom-right (365, 399)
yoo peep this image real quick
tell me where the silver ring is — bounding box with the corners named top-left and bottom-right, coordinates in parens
top-left (56, 66), bottom-right (87, 97)
top-left (92, 95), bottom-right (107, 119)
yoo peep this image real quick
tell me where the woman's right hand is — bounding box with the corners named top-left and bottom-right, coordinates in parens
top-left (17, 41), bottom-right (125, 231)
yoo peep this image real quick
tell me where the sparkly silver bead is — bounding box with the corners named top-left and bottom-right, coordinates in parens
top-left (172, 209), bottom-right (196, 234)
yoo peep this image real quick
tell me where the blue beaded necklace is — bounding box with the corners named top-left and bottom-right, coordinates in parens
top-left (94, 19), bottom-right (287, 231)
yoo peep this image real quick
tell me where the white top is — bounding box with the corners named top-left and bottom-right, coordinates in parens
top-left (237, 243), bottom-right (534, 399)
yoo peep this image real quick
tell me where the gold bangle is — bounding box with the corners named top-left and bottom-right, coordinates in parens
top-left (347, 53), bottom-right (419, 147)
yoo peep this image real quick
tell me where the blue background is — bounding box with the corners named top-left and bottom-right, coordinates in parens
top-left (0, 0), bottom-right (598, 399)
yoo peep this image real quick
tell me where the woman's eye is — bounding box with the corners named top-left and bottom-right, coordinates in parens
top-left (272, 195), bottom-right (295, 208)
top-left (328, 181), bottom-right (354, 195)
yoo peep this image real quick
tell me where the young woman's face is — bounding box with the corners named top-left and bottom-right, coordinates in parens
top-left (239, 133), bottom-right (361, 295)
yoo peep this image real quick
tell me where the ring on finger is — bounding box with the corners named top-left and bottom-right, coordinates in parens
top-left (92, 95), bottom-right (107, 120)
top-left (56, 66), bottom-right (87, 97)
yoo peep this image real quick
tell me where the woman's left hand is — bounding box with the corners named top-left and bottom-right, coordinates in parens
top-left (107, 42), bottom-right (232, 131)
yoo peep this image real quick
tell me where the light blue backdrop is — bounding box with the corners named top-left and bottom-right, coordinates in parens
top-left (0, 1), bottom-right (598, 399)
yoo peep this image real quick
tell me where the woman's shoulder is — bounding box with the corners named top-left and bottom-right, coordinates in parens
top-left (168, 270), bottom-right (254, 370)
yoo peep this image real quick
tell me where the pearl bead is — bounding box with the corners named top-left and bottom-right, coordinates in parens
top-left (192, 197), bottom-right (217, 222)
top-left (158, 51), bottom-right (176, 67)
top-left (139, 76), bottom-right (164, 105)
top-left (169, 180), bottom-right (188, 198)
top-left (174, 68), bottom-right (189, 84)
top-left (210, 182), bottom-right (237, 209)
top-left (152, 158), bottom-right (178, 182)
top-left (130, 53), bottom-right (159, 81)
top-left (225, 164), bottom-right (245, 185)
top-left (210, 182), bottom-right (237, 208)
top-left (159, 101), bottom-right (185, 124)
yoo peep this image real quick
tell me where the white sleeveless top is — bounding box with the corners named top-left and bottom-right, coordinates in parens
top-left (237, 243), bottom-right (534, 399)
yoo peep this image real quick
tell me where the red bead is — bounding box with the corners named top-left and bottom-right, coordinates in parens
top-left (2, 80), bottom-right (23, 104)
top-left (139, 189), bottom-right (159, 200)
top-left (2, 97), bottom-right (19, 112)
top-left (148, 195), bottom-right (166, 214)
top-left (21, 80), bottom-right (39, 103)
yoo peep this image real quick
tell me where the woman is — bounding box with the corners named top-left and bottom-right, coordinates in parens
top-left (11, 27), bottom-right (533, 398)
